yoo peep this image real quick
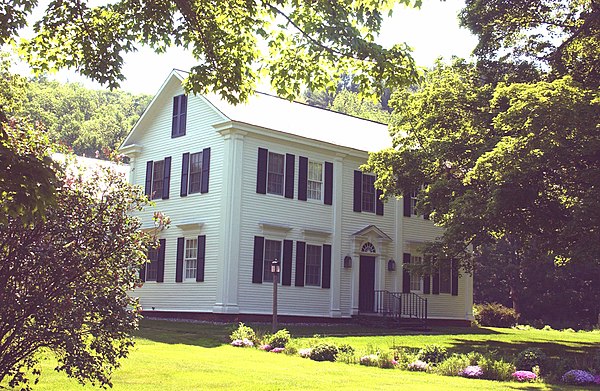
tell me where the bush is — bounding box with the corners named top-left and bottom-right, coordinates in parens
top-left (310, 343), bottom-right (338, 362)
top-left (229, 323), bottom-right (257, 345)
top-left (359, 354), bottom-right (379, 367)
top-left (336, 351), bottom-right (358, 365)
top-left (391, 347), bottom-right (418, 369)
top-left (417, 344), bottom-right (448, 364)
top-left (434, 354), bottom-right (472, 376)
top-left (561, 369), bottom-right (595, 385)
top-left (337, 344), bottom-right (355, 356)
top-left (515, 348), bottom-right (547, 372)
top-left (477, 356), bottom-right (515, 381)
top-left (474, 303), bottom-right (519, 327)
top-left (377, 351), bottom-right (397, 369)
top-left (264, 329), bottom-right (291, 348)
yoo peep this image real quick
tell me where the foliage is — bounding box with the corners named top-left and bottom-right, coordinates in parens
top-left (11, 0), bottom-right (423, 104)
top-left (337, 344), bottom-right (355, 356)
top-left (474, 303), bottom-right (519, 328)
top-left (515, 348), bottom-right (547, 372)
top-left (0, 135), bottom-right (155, 388)
top-left (477, 356), bottom-right (515, 381)
top-left (359, 354), bottom-right (379, 367)
top-left (309, 343), bottom-right (338, 362)
top-left (376, 351), bottom-right (398, 369)
top-left (459, 365), bottom-right (482, 378)
top-left (512, 370), bottom-right (537, 382)
top-left (407, 360), bottom-right (428, 372)
top-left (434, 354), bottom-right (472, 377)
top-left (329, 90), bottom-right (391, 124)
top-left (229, 323), bottom-right (257, 346)
top-left (264, 329), bottom-right (291, 349)
top-left (417, 344), bottom-right (448, 364)
top-left (561, 369), bottom-right (595, 385)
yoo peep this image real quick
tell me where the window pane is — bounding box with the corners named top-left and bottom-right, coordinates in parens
top-left (267, 152), bottom-right (284, 195)
top-left (184, 238), bottom-right (198, 280)
top-left (439, 261), bottom-right (451, 293)
top-left (361, 174), bottom-right (375, 212)
top-left (146, 248), bottom-right (159, 281)
top-left (307, 161), bottom-right (323, 200)
top-left (263, 240), bottom-right (282, 282)
top-left (152, 160), bottom-right (164, 200)
top-left (189, 152), bottom-right (203, 194)
top-left (411, 190), bottom-right (418, 216)
top-left (305, 245), bottom-right (322, 286)
top-left (410, 255), bottom-right (422, 291)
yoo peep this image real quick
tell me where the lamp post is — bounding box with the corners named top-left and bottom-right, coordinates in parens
top-left (271, 259), bottom-right (280, 332)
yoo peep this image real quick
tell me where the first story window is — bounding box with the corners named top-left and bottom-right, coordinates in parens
top-left (307, 161), bottom-right (323, 200)
top-left (263, 239), bottom-right (282, 282)
top-left (188, 151), bottom-right (203, 194)
top-left (146, 247), bottom-right (159, 281)
top-left (361, 174), bottom-right (376, 213)
top-left (184, 238), bottom-right (198, 280)
top-left (439, 261), bottom-right (451, 294)
top-left (305, 244), bottom-right (322, 286)
top-left (410, 255), bottom-right (423, 291)
top-left (151, 160), bottom-right (165, 200)
top-left (267, 152), bottom-right (285, 195)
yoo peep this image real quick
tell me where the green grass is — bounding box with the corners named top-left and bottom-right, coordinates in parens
top-left (19, 320), bottom-right (600, 390)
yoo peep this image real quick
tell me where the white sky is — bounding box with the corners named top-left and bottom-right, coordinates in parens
top-left (12, 0), bottom-right (477, 96)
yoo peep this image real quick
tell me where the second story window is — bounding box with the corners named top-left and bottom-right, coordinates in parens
top-left (172, 94), bottom-right (187, 138)
top-left (267, 152), bottom-right (285, 195)
top-left (410, 190), bottom-right (419, 216)
top-left (361, 174), bottom-right (376, 213)
top-left (307, 161), bottom-right (323, 200)
top-left (189, 152), bottom-right (203, 194)
top-left (145, 158), bottom-right (171, 200)
top-left (152, 160), bottom-right (165, 200)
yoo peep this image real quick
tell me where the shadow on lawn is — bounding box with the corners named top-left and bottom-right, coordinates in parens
top-left (446, 338), bottom-right (596, 357)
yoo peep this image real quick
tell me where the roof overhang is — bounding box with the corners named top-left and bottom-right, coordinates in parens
top-left (352, 225), bottom-right (392, 242)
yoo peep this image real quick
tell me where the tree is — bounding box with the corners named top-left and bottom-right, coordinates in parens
top-left (7, 0), bottom-right (423, 104)
top-left (0, 121), bottom-right (160, 389)
top-left (329, 90), bottom-right (391, 124)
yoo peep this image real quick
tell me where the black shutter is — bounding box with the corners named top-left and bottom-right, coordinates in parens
top-left (295, 241), bottom-right (306, 287)
top-left (432, 268), bottom-right (440, 294)
top-left (162, 156), bottom-right (171, 199)
top-left (451, 259), bottom-right (459, 296)
top-left (324, 161), bottom-right (333, 205)
top-left (282, 240), bottom-right (293, 286)
top-left (180, 153), bottom-right (190, 197)
top-left (285, 153), bottom-right (295, 199)
top-left (201, 147), bottom-right (210, 193)
top-left (322, 244), bottom-right (332, 289)
top-left (176, 237), bottom-right (184, 282)
top-left (423, 274), bottom-right (431, 294)
top-left (402, 253), bottom-right (411, 293)
top-left (403, 192), bottom-right (411, 217)
top-left (298, 156), bottom-right (308, 201)
top-left (145, 161), bottom-right (153, 197)
top-left (252, 236), bottom-right (264, 283)
top-left (256, 148), bottom-right (268, 194)
top-left (353, 170), bottom-right (362, 212)
top-left (172, 96), bottom-right (180, 137)
top-left (196, 235), bottom-right (205, 282)
top-left (157, 239), bottom-right (165, 283)
top-left (376, 188), bottom-right (384, 216)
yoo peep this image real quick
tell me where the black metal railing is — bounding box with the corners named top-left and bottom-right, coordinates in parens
top-left (374, 290), bottom-right (428, 326)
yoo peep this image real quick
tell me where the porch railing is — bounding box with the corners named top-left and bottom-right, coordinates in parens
top-left (374, 290), bottom-right (428, 326)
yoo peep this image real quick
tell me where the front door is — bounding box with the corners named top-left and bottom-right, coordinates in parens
top-left (358, 256), bottom-right (375, 312)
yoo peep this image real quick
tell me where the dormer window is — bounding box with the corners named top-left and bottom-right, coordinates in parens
top-left (172, 94), bottom-right (187, 138)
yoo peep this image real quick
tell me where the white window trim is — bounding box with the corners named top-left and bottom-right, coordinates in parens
top-left (184, 238), bottom-right (198, 282)
top-left (304, 243), bottom-right (323, 287)
top-left (266, 151), bottom-right (285, 196)
top-left (263, 238), bottom-right (282, 283)
top-left (361, 173), bottom-right (376, 213)
top-left (188, 151), bottom-right (203, 195)
top-left (307, 160), bottom-right (324, 202)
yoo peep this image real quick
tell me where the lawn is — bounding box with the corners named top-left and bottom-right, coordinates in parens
top-left (26, 319), bottom-right (600, 390)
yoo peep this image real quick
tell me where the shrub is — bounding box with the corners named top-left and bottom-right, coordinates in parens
top-left (561, 369), bottom-right (595, 385)
top-left (229, 323), bottom-right (257, 345)
top-left (264, 329), bottom-right (291, 348)
top-left (407, 360), bottom-right (428, 372)
top-left (360, 354), bottom-right (379, 367)
top-left (391, 347), bottom-right (418, 369)
top-left (512, 370), bottom-right (537, 382)
top-left (474, 303), bottom-right (519, 327)
top-left (310, 343), bottom-right (338, 362)
top-left (417, 344), bottom-right (448, 364)
top-left (377, 351), bottom-right (398, 369)
top-left (477, 356), bottom-right (515, 381)
top-left (337, 344), bottom-right (355, 356)
top-left (460, 365), bottom-right (483, 378)
top-left (515, 348), bottom-right (547, 372)
top-left (337, 351), bottom-right (358, 365)
top-left (434, 354), bottom-right (471, 376)
top-left (298, 348), bottom-right (312, 358)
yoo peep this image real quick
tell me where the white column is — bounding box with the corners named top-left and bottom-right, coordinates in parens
top-left (330, 154), bottom-right (344, 317)
top-left (213, 127), bottom-right (247, 314)
top-left (394, 198), bottom-right (403, 292)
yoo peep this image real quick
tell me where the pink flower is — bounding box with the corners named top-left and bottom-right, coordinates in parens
top-left (512, 370), bottom-right (537, 382)
top-left (271, 347), bottom-right (285, 353)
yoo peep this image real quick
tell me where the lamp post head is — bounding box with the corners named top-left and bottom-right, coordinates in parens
top-left (271, 259), bottom-right (280, 274)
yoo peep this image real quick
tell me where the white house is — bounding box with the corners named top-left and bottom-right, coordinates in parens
top-left (120, 70), bottom-right (474, 326)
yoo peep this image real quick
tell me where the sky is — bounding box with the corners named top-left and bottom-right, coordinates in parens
top-left (12, 0), bottom-right (478, 96)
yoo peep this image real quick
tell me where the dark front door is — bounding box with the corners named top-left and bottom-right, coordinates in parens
top-left (359, 256), bottom-right (375, 312)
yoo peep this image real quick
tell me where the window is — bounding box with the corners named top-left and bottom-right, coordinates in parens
top-left (184, 238), bottom-right (198, 280)
top-left (263, 239), bottom-right (282, 282)
top-left (146, 247), bottom-right (159, 281)
top-left (152, 160), bottom-right (165, 200)
top-left (410, 255), bottom-right (423, 291)
top-left (307, 161), bottom-right (323, 200)
top-left (188, 152), bottom-right (202, 194)
top-left (439, 261), bottom-right (451, 294)
top-left (305, 245), bottom-right (322, 286)
top-left (361, 174), bottom-right (376, 213)
top-left (267, 152), bottom-right (285, 195)
top-left (172, 94), bottom-right (187, 137)
top-left (410, 190), bottom-right (419, 216)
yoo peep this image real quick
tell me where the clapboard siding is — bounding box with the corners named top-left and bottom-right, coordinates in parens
top-left (128, 82), bottom-right (225, 312)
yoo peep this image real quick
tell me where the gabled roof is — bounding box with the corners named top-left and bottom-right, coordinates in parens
top-left (121, 70), bottom-right (392, 153)
top-left (352, 225), bottom-right (393, 242)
